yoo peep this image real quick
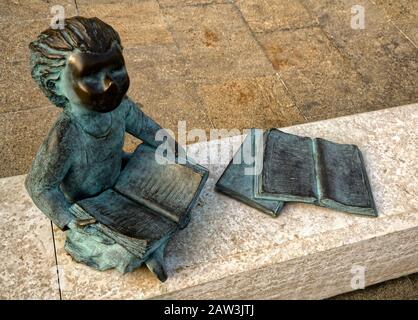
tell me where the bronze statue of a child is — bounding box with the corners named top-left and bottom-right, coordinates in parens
top-left (26, 17), bottom-right (182, 279)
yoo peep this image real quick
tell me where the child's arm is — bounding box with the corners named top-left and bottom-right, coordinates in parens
top-left (25, 119), bottom-right (75, 230)
top-left (123, 97), bottom-right (182, 155)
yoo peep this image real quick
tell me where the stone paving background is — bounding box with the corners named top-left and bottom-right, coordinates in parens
top-left (0, 0), bottom-right (416, 299)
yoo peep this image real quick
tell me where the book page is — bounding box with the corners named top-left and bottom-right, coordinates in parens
top-left (257, 129), bottom-right (317, 202)
top-left (114, 144), bottom-right (207, 221)
top-left (316, 138), bottom-right (376, 214)
top-left (76, 189), bottom-right (177, 242)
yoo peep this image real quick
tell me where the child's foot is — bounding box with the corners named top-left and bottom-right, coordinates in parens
top-left (145, 244), bottom-right (168, 282)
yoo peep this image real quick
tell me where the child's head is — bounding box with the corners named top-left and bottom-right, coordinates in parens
top-left (30, 16), bottom-right (130, 113)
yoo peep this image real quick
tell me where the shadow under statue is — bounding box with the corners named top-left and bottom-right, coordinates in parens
top-left (25, 16), bottom-right (207, 282)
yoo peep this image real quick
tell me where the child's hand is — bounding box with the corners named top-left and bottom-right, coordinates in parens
top-left (66, 218), bottom-right (96, 230)
top-left (66, 218), bottom-right (115, 245)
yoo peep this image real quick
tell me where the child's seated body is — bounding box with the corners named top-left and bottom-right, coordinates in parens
top-left (25, 17), bottom-right (180, 279)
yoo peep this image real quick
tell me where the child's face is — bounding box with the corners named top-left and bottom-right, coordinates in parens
top-left (62, 44), bottom-right (130, 113)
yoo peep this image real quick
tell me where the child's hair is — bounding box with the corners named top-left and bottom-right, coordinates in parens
top-left (29, 16), bottom-right (122, 108)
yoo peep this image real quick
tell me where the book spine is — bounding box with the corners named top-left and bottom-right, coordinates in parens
top-left (135, 197), bottom-right (180, 224)
top-left (112, 187), bottom-right (180, 224)
top-left (252, 129), bottom-right (265, 198)
top-left (312, 138), bottom-right (323, 203)
top-left (356, 147), bottom-right (378, 216)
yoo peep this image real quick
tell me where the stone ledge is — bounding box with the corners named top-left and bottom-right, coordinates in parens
top-left (0, 175), bottom-right (59, 300)
top-left (0, 103), bottom-right (416, 299)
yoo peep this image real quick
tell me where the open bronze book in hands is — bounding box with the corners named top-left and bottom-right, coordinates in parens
top-left (70, 143), bottom-right (209, 258)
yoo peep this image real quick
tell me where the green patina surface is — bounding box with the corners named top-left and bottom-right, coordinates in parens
top-left (25, 17), bottom-right (191, 281)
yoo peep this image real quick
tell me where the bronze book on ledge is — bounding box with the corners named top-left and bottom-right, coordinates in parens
top-left (254, 129), bottom-right (377, 217)
top-left (70, 144), bottom-right (209, 259)
top-left (215, 129), bottom-right (285, 217)
top-left (216, 129), bottom-right (377, 217)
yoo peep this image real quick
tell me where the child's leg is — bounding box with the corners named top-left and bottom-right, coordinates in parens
top-left (64, 223), bottom-right (141, 274)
